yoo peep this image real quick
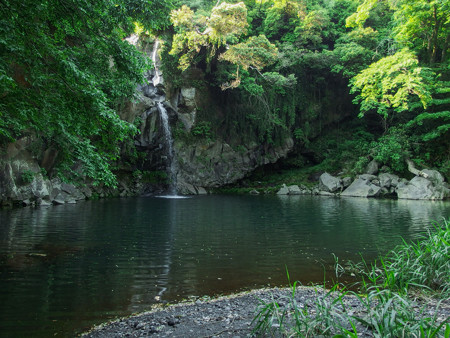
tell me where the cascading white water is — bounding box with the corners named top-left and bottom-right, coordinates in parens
top-left (151, 40), bottom-right (185, 197)
top-left (151, 40), bottom-right (161, 87)
top-left (157, 102), bottom-right (178, 195)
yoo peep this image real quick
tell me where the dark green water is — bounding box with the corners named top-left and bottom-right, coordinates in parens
top-left (0, 195), bottom-right (448, 337)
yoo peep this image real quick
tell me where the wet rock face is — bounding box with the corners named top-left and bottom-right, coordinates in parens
top-left (177, 87), bottom-right (197, 131)
top-left (176, 138), bottom-right (294, 191)
top-left (0, 138), bottom-right (90, 206)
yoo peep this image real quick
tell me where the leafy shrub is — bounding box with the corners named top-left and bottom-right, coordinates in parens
top-left (141, 170), bottom-right (168, 184)
top-left (191, 121), bottom-right (213, 141)
top-left (370, 127), bottom-right (410, 173)
top-left (21, 170), bottom-right (35, 184)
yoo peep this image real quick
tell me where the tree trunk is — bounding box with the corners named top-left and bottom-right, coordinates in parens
top-left (430, 5), bottom-right (441, 64)
top-left (442, 34), bottom-right (449, 63)
top-left (406, 159), bottom-right (429, 178)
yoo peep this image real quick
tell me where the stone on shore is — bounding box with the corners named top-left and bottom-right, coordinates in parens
top-left (318, 172), bottom-right (342, 193)
top-left (396, 176), bottom-right (450, 200)
top-left (341, 177), bottom-right (381, 197)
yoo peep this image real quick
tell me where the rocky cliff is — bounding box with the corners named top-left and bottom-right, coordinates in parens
top-left (0, 38), bottom-right (296, 206)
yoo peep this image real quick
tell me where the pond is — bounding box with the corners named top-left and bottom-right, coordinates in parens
top-left (0, 195), bottom-right (448, 336)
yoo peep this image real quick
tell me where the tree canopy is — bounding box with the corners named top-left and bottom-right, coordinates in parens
top-left (2, 0), bottom-right (449, 184)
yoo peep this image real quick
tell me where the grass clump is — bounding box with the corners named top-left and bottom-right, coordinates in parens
top-left (354, 219), bottom-right (450, 298)
top-left (252, 219), bottom-right (450, 337)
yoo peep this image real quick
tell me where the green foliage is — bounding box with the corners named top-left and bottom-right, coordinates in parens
top-left (329, 41), bottom-right (376, 78)
top-left (21, 170), bottom-right (35, 184)
top-left (345, 0), bottom-right (378, 29)
top-left (391, 0), bottom-right (450, 64)
top-left (370, 127), bottom-right (410, 172)
top-left (355, 219), bottom-right (450, 298)
top-left (141, 170), bottom-right (168, 184)
top-left (219, 34), bottom-right (278, 89)
top-left (191, 121), bottom-right (214, 141)
top-left (351, 49), bottom-right (433, 118)
top-left (169, 2), bottom-right (249, 71)
top-left (294, 8), bottom-right (331, 49)
top-left (262, 72), bottom-right (297, 95)
top-left (343, 0), bottom-right (450, 173)
top-left (262, 0), bottom-right (304, 41)
top-left (0, 0), bottom-right (172, 186)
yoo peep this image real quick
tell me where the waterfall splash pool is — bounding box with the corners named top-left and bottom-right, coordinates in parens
top-left (0, 195), bottom-right (448, 336)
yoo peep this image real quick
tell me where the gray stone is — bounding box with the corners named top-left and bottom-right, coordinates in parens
top-left (276, 184), bottom-right (289, 195)
top-left (318, 172), bottom-right (342, 193)
top-left (37, 198), bottom-right (52, 206)
top-left (197, 186), bottom-right (207, 195)
top-left (318, 191), bottom-right (335, 196)
top-left (342, 177), bottom-right (352, 188)
top-left (358, 174), bottom-right (377, 182)
top-left (422, 169), bottom-right (445, 184)
top-left (249, 189), bottom-right (259, 195)
top-left (380, 187), bottom-right (390, 195)
top-left (175, 138), bottom-right (294, 190)
top-left (80, 186), bottom-right (93, 198)
top-left (180, 88), bottom-right (196, 108)
top-left (0, 139), bottom-right (59, 206)
top-left (396, 176), bottom-right (449, 200)
top-left (365, 160), bottom-right (379, 175)
top-left (176, 88), bottom-right (198, 131)
top-left (287, 185), bottom-right (301, 195)
top-left (178, 182), bottom-right (197, 195)
top-left (31, 176), bottom-right (51, 199)
top-left (341, 178), bottom-right (381, 198)
top-left (177, 180), bottom-right (208, 195)
top-left (378, 173), bottom-right (399, 188)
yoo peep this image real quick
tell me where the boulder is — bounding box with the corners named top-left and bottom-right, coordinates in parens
top-left (318, 172), bottom-right (342, 193)
top-left (365, 160), bottom-right (379, 175)
top-left (177, 180), bottom-right (208, 195)
top-left (378, 173), bottom-right (400, 188)
top-left (276, 184), bottom-right (290, 195)
top-left (197, 186), bottom-right (207, 195)
top-left (287, 185), bottom-right (301, 195)
top-left (358, 174), bottom-right (377, 182)
top-left (341, 178), bottom-right (381, 197)
top-left (342, 177), bottom-right (352, 188)
top-left (396, 176), bottom-right (449, 200)
top-left (422, 169), bottom-right (445, 184)
top-left (318, 191), bottom-right (335, 196)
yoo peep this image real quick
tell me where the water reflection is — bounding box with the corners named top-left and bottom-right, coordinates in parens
top-left (0, 195), bottom-right (448, 336)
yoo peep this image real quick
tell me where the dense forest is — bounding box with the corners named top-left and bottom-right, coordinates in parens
top-left (1, 0), bottom-right (449, 188)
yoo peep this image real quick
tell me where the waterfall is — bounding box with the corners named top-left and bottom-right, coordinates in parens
top-left (157, 102), bottom-right (178, 195)
top-left (149, 39), bottom-right (184, 197)
top-left (151, 40), bottom-right (161, 87)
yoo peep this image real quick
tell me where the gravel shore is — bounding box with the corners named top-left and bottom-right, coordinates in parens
top-left (82, 286), bottom-right (449, 337)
